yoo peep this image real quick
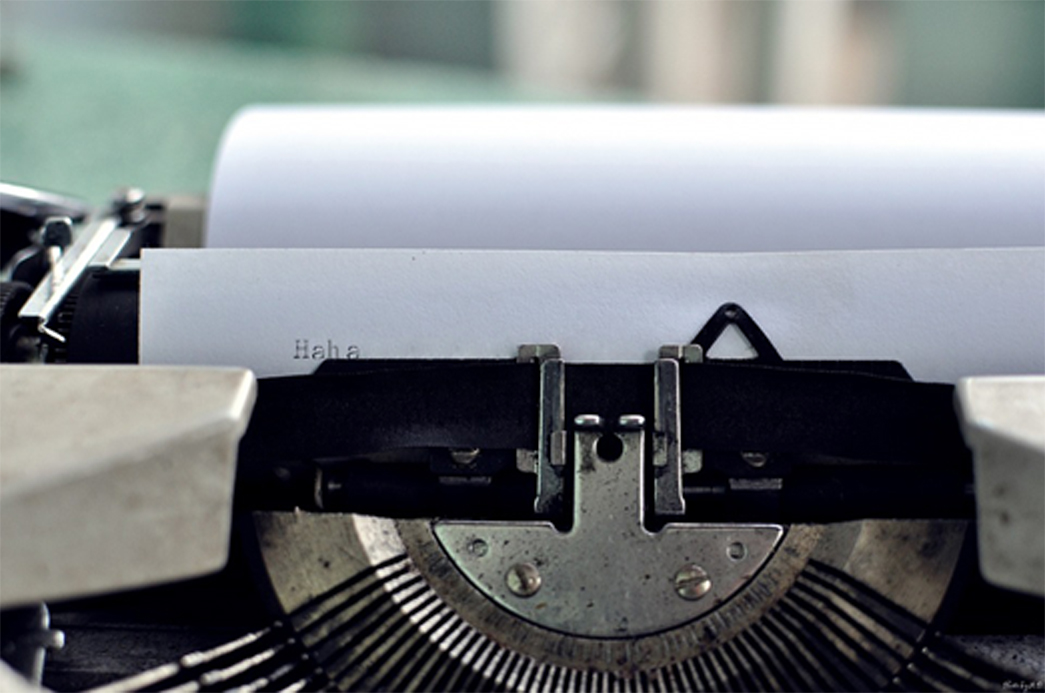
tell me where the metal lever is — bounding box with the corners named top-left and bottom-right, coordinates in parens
top-left (17, 188), bottom-right (146, 342)
top-left (517, 344), bottom-right (565, 517)
top-left (653, 344), bottom-right (703, 516)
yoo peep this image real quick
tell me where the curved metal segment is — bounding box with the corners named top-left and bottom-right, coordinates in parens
top-left (435, 428), bottom-right (783, 637)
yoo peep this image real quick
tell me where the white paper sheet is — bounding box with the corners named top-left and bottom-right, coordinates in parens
top-left (140, 247), bottom-right (1044, 382)
top-left (207, 107), bottom-right (1045, 251)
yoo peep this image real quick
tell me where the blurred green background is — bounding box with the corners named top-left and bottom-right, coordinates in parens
top-left (1, 0), bottom-right (1041, 204)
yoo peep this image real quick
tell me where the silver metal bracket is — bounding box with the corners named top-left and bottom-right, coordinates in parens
top-left (957, 376), bottom-right (1045, 596)
top-left (516, 343), bottom-right (704, 519)
top-left (17, 189), bottom-right (148, 343)
top-left (436, 419), bottom-right (783, 637)
top-left (17, 216), bottom-right (125, 342)
top-left (517, 344), bottom-right (565, 516)
top-left (17, 219), bottom-right (136, 343)
top-left (653, 344), bottom-right (704, 516)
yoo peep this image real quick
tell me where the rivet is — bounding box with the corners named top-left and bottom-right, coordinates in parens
top-left (617, 414), bottom-right (646, 430)
top-left (574, 414), bottom-right (604, 429)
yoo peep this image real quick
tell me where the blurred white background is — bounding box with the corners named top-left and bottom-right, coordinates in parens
top-left (1, 1), bottom-right (1041, 201)
top-left (4, 0), bottom-right (1041, 106)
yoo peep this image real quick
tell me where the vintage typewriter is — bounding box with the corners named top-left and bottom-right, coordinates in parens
top-left (1, 107), bottom-right (1043, 692)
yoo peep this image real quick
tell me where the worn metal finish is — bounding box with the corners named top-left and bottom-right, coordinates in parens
top-left (504, 563), bottom-right (542, 598)
top-left (658, 344), bottom-right (704, 363)
top-left (10, 186), bottom-right (149, 342)
top-left (653, 358), bottom-right (686, 515)
top-left (242, 360), bottom-right (975, 686)
top-left (434, 426), bottom-right (783, 637)
top-left (573, 414), bottom-right (603, 429)
top-left (674, 564), bottom-right (712, 601)
top-left (616, 414), bottom-right (645, 429)
top-left (653, 343), bottom-right (703, 516)
top-left (248, 505), bottom-right (971, 688)
top-left (17, 215), bottom-right (128, 342)
top-left (0, 365), bottom-right (256, 607)
top-left (517, 344), bottom-right (566, 516)
top-left (957, 375), bottom-right (1045, 596)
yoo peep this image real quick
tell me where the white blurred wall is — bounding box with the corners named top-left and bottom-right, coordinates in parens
top-left (4, 0), bottom-right (1042, 108)
top-left (492, 0), bottom-right (1042, 107)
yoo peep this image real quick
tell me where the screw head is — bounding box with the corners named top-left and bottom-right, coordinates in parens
top-left (741, 451), bottom-right (769, 468)
top-left (450, 448), bottom-right (480, 466)
top-left (468, 539), bottom-right (488, 557)
top-left (674, 564), bottom-right (712, 601)
top-left (505, 562), bottom-right (542, 598)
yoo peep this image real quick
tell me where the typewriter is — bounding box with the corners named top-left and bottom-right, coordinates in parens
top-left (1, 107), bottom-right (1043, 692)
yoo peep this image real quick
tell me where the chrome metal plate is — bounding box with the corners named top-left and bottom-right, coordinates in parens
top-left (435, 428), bottom-right (783, 637)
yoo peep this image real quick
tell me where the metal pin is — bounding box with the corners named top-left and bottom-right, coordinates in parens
top-left (617, 414), bottom-right (646, 429)
top-left (40, 217), bottom-right (73, 285)
top-left (574, 414), bottom-right (604, 429)
top-left (39, 216), bottom-right (73, 249)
